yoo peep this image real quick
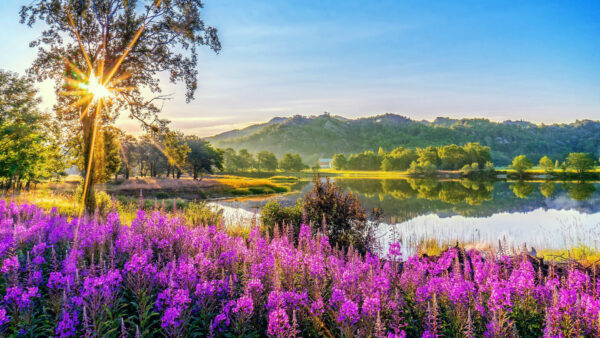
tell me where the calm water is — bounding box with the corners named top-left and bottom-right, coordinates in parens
top-left (211, 178), bottom-right (600, 255)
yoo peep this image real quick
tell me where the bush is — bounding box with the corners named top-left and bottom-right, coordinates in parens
top-left (302, 175), bottom-right (374, 254)
top-left (260, 199), bottom-right (303, 236)
top-left (408, 160), bottom-right (437, 176)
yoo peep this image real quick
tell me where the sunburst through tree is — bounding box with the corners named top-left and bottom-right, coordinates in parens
top-left (21, 0), bottom-right (221, 214)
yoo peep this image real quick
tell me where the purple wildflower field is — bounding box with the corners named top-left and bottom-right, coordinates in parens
top-left (0, 199), bottom-right (598, 337)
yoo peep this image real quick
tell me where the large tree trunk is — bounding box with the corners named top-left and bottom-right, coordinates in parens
top-left (81, 113), bottom-right (97, 215)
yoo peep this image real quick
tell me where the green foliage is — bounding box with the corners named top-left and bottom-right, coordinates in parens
top-left (539, 156), bottom-right (554, 174)
top-left (511, 155), bottom-right (533, 178)
top-left (256, 151), bottom-right (278, 171)
top-left (0, 70), bottom-right (67, 188)
top-left (185, 136), bottom-right (224, 179)
top-left (163, 131), bottom-right (191, 178)
top-left (332, 153), bottom-right (348, 170)
top-left (223, 148), bottom-right (256, 172)
top-left (278, 153), bottom-right (307, 172)
top-left (566, 153), bottom-right (595, 177)
top-left (337, 142), bottom-right (490, 173)
top-left (260, 200), bottom-right (304, 236)
top-left (460, 163), bottom-right (479, 176)
top-left (438, 144), bottom-right (467, 169)
top-left (408, 161), bottom-right (437, 176)
top-left (381, 157), bottom-right (393, 171)
top-left (347, 151), bottom-right (381, 170)
top-left (386, 147), bottom-right (418, 170)
top-left (183, 201), bottom-right (224, 227)
top-left (98, 127), bottom-right (122, 182)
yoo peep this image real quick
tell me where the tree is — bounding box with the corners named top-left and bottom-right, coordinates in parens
top-left (98, 127), bottom-right (121, 182)
top-left (256, 151), bottom-right (278, 172)
top-left (222, 148), bottom-right (240, 172)
top-left (510, 155), bottom-right (533, 178)
top-left (416, 146), bottom-right (439, 167)
top-left (237, 149), bottom-right (255, 171)
top-left (0, 70), bottom-right (66, 189)
top-left (463, 142), bottom-right (492, 167)
top-left (566, 153), bottom-right (594, 178)
top-left (408, 161), bottom-right (437, 176)
top-left (538, 156), bottom-right (554, 174)
top-left (438, 144), bottom-right (467, 170)
top-left (21, 0), bottom-right (220, 213)
top-left (117, 133), bottom-right (139, 180)
top-left (162, 131), bottom-right (190, 179)
top-left (387, 148), bottom-right (417, 170)
top-left (332, 154), bottom-right (348, 170)
top-left (381, 157), bottom-right (393, 171)
top-left (279, 153), bottom-right (306, 172)
top-left (347, 151), bottom-right (380, 170)
top-left (185, 136), bottom-right (223, 180)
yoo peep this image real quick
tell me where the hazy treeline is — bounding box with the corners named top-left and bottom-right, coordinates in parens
top-left (117, 132), bottom-right (223, 180)
top-left (222, 148), bottom-right (308, 172)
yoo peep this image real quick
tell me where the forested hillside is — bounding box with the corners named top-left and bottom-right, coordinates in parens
top-left (208, 113), bottom-right (600, 165)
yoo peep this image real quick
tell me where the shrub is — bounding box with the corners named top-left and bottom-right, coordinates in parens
top-left (260, 199), bottom-right (303, 236)
top-left (302, 175), bottom-right (374, 253)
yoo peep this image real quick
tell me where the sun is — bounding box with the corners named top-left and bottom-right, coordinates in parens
top-left (84, 73), bottom-right (113, 102)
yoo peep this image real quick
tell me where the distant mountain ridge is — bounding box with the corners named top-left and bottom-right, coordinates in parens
top-left (207, 113), bottom-right (600, 166)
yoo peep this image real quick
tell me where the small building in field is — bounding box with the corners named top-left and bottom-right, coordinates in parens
top-left (318, 158), bottom-right (333, 169)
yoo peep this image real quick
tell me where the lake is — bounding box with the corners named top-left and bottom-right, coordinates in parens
top-left (211, 178), bottom-right (600, 256)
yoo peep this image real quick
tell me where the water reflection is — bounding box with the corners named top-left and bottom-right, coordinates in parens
top-left (213, 178), bottom-right (600, 254)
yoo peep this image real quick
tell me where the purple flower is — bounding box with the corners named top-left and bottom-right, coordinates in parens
top-left (362, 296), bottom-right (380, 317)
top-left (338, 300), bottom-right (360, 324)
top-left (388, 242), bottom-right (403, 260)
top-left (233, 295), bottom-right (254, 315)
top-left (267, 308), bottom-right (290, 337)
top-left (310, 298), bottom-right (325, 316)
top-left (55, 307), bottom-right (78, 337)
top-left (1, 256), bottom-right (19, 274)
top-left (0, 307), bottom-right (9, 326)
top-left (4, 286), bottom-right (39, 309)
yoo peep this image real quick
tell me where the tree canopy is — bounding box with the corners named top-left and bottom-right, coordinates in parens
top-left (566, 153), bottom-right (595, 177)
top-left (279, 153), bottom-right (306, 172)
top-left (510, 155), bottom-right (533, 178)
top-left (0, 70), bottom-right (67, 189)
top-left (21, 0), bottom-right (220, 212)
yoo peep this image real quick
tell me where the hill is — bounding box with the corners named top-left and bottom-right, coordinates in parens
top-left (207, 113), bottom-right (600, 166)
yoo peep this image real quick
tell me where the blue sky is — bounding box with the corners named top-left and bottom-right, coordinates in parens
top-left (1, 0), bottom-right (599, 136)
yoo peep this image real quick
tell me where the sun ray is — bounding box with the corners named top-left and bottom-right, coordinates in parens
top-left (61, 1), bottom-right (163, 214)
top-left (66, 8), bottom-right (93, 72)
